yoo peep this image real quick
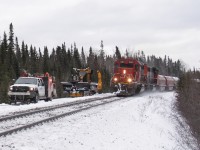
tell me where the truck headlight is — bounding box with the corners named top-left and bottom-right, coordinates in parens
top-left (29, 87), bottom-right (34, 91)
top-left (9, 87), bottom-right (13, 91)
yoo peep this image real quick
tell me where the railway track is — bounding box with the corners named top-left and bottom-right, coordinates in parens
top-left (0, 95), bottom-right (115, 121)
top-left (0, 95), bottom-right (125, 137)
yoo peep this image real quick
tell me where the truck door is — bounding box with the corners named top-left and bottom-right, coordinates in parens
top-left (38, 79), bottom-right (45, 97)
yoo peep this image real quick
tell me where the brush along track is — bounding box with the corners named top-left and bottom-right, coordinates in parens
top-left (0, 95), bottom-right (125, 137)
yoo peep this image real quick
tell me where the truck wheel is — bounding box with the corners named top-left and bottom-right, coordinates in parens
top-left (10, 100), bottom-right (16, 105)
top-left (45, 97), bottom-right (51, 102)
top-left (49, 97), bottom-right (52, 101)
top-left (33, 93), bottom-right (39, 103)
top-left (45, 93), bottom-right (53, 102)
top-left (25, 99), bottom-right (31, 104)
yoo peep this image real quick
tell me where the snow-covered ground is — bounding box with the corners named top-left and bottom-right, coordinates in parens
top-left (0, 92), bottom-right (198, 150)
top-left (0, 93), bottom-right (114, 117)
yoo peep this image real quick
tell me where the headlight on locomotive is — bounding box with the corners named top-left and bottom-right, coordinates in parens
top-left (123, 70), bottom-right (126, 74)
top-left (114, 77), bottom-right (118, 82)
top-left (127, 78), bottom-right (132, 83)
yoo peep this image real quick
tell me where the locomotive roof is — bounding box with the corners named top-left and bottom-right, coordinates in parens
top-left (115, 58), bottom-right (159, 71)
top-left (115, 58), bottom-right (143, 65)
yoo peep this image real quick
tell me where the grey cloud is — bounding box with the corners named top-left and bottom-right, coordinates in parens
top-left (0, 0), bottom-right (200, 68)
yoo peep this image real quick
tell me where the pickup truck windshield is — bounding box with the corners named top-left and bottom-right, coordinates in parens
top-left (15, 78), bottom-right (37, 85)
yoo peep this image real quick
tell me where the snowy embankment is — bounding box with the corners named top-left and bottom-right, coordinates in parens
top-left (0, 92), bottom-right (198, 150)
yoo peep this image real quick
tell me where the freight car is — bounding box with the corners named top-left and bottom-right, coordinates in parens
top-left (110, 58), bottom-right (178, 96)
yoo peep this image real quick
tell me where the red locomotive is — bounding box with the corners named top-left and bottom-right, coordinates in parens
top-left (110, 58), bottom-right (178, 96)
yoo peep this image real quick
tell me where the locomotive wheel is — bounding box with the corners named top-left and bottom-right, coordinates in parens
top-left (127, 88), bottom-right (135, 96)
top-left (135, 85), bottom-right (142, 94)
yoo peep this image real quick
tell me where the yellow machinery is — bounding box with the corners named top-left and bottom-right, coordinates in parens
top-left (61, 67), bottom-right (102, 97)
top-left (97, 70), bottom-right (102, 92)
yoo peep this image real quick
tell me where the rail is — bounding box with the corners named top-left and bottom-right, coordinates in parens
top-left (0, 95), bottom-right (125, 137)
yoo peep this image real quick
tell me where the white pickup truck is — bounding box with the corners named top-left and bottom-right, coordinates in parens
top-left (8, 77), bottom-right (47, 104)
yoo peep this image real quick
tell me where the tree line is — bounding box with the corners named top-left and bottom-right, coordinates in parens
top-left (0, 23), bottom-right (183, 103)
top-left (176, 69), bottom-right (200, 148)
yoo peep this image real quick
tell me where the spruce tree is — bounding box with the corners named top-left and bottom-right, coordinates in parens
top-left (8, 23), bottom-right (14, 64)
top-left (30, 46), bottom-right (38, 74)
top-left (49, 48), bottom-right (56, 76)
top-left (81, 47), bottom-right (86, 68)
top-left (37, 48), bottom-right (43, 73)
top-left (98, 43), bottom-right (105, 69)
top-left (0, 32), bottom-right (8, 64)
top-left (115, 46), bottom-right (121, 59)
top-left (73, 43), bottom-right (80, 68)
top-left (87, 47), bottom-right (95, 69)
top-left (15, 37), bottom-right (21, 65)
top-left (43, 46), bottom-right (50, 73)
top-left (61, 43), bottom-right (69, 79)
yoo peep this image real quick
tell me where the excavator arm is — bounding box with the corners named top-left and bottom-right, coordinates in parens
top-left (97, 70), bottom-right (102, 93)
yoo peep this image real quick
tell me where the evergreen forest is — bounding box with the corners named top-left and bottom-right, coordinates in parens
top-left (0, 23), bottom-right (183, 103)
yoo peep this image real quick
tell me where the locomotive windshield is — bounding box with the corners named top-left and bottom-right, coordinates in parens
top-left (120, 63), bottom-right (133, 68)
top-left (15, 78), bottom-right (37, 85)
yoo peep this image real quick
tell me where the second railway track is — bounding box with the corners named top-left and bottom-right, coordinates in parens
top-left (0, 95), bottom-right (125, 137)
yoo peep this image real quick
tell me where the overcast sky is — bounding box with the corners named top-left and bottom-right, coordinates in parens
top-left (0, 0), bottom-right (200, 69)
